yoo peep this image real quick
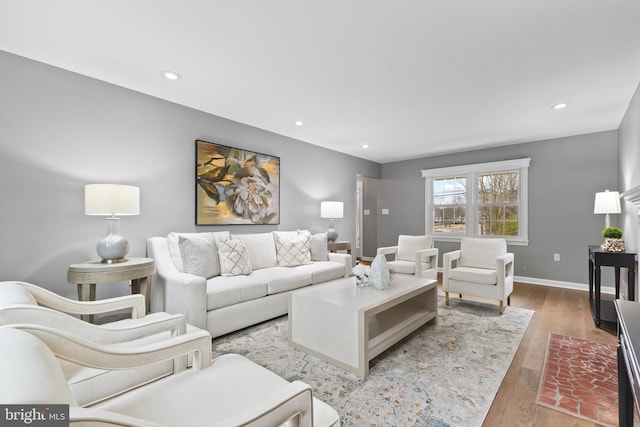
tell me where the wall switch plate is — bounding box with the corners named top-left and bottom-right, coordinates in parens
top-left (553, 253), bottom-right (560, 262)
top-left (381, 208), bottom-right (389, 215)
top-left (364, 209), bottom-right (370, 215)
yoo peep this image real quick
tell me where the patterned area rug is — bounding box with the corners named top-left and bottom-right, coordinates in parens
top-left (212, 296), bottom-right (533, 426)
top-left (536, 333), bottom-right (618, 427)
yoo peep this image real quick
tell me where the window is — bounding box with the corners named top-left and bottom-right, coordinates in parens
top-left (422, 158), bottom-right (530, 245)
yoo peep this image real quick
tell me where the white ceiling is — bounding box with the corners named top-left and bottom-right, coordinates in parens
top-left (1, 1), bottom-right (640, 164)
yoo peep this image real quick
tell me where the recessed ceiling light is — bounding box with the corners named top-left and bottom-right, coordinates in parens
top-left (163, 71), bottom-right (181, 80)
top-left (294, 120), bottom-right (304, 126)
top-left (552, 103), bottom-right (568, 110)
top-left (362, 144), bottom-right (370, 149)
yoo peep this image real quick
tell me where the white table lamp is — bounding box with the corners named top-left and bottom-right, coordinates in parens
top-left (85, 184), bottom-right (140, 263)
top-left (593, 190), bottom-right (621, 229)
top-left (321, 201), bottom-right (343, 242)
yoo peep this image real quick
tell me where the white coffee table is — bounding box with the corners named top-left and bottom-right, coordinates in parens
top-left (288, 274), bottom-right (437, 378)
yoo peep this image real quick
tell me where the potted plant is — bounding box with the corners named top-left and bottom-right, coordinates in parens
top-left (602, 227), bottom-right (625, 252)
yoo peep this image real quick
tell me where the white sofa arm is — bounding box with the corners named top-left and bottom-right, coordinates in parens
top-left (147, 237), bottom-right (208, 330)
top-left (442, 250), bottom-right (461, 290)
top-left (207, 381), bottom-right (313, 427)
top-left (415, 248), bottom-right (439, 279)
top-left (4, 323), bottom-right (212, 371)
top-left (327, 253), bottom-right (353, 277)
top-left (10, 281), bottom-right (146, 319)
top-left (0, 306), bottom-right (187, 344)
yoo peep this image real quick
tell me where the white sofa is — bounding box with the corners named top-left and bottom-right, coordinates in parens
top-left (147, 230), bottom-right (352, 338)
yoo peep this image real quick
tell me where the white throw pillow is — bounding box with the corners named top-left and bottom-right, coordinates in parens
top-left (308, 231), bottom-right (329, 261)
top-left (217, 237), bottom-right (252, 276)
top-left (274, 231), bottom-right (312, 267)
top-left (167, 231), bottom-right (229, 272)
top-left (177, 233), bottom-right (220, 278)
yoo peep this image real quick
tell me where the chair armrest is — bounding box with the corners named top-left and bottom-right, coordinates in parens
top-left (71, 407), bottom-right (164, 427)
top-left (327, 253), bottom-right (353, 277)
top-left (376, 246), bottom-right (399, 259)
top-left (207, 381), bottom-right (313, 427)
top-left (0, 306), bottom-right (187, 344)
top-left (3, 323), bottom-right (212, 371)
top-left (16, 281), bottom-right (146, 318)
top-left (496, 252), bottom-right (515, 283)
top-left (442, 250), bottom-right (461, 289)
top-left (415, 248), bottom-right (439, 279)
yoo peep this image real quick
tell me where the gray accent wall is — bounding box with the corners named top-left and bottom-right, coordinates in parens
top-left (0, 51), bottom-right (380, 299)
top-left (379, 131), bottom-right (619, 285)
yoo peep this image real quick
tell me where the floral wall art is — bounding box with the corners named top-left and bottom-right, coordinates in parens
top-left (196, 140), bottom-right (280, 225)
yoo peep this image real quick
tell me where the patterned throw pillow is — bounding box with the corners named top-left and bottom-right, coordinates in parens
top-left (275, 232), bottom-right (312, 267)
top-left (217, 237), bottom-right (252, 276)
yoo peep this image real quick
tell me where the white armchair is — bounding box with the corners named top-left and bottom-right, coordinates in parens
top-left (0, 281), bottom-right (200, 406)
top-left (442, 237), bottom-right (514, 315)
top-left (0, 325), bottom-right (340, 427)
top-left (376, 235), bottom-right (438, 279)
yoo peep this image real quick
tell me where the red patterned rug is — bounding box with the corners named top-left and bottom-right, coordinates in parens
top-left (536, 333), bottom-right (618, 426)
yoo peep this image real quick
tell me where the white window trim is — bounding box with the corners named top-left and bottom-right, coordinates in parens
top-left (422, 158), bottom-right (530, 246)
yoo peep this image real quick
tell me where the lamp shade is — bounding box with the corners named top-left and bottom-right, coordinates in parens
top-left (593, 190), bottom-right (621, 215)
top-left (85, 184), bottom-right (140, 216)
top-left (321, 201), bottom-right (344, 219)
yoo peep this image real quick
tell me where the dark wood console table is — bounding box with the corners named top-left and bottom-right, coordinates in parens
top-left (588, 246), bottom-right (636, 327)
top-left (615, 299), bottom-right (640, 426)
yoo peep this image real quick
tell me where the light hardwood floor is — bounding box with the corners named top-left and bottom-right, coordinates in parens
top-left (470, 281), bottom-right (619, 427)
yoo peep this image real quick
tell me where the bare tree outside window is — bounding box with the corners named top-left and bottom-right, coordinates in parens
top-left (478, 172), bottom-right (519, 236)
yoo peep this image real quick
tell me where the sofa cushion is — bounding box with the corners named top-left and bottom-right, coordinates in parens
top-left (178, 233), bottom-right (221, 278)
top-left (167, 231), bottom-right (229, 273)
top-left (397, 235), bottom-right (432, 262)
top-left (235, 233), bottom-right (277, 270)
top-left (303, 261), bottom-right (348, 284)
top-left (388, 259), bottom-right (431, 274)
top-left (250, 267), bottom-right (312, 294)
top-left (308, 232), bottom-right (329, 261)
top-left (0, 282), bottom-right (38, 307)
top-left (206, 276), bottom-right (268, 310)
top-left (217, 237), bottom-right (252, 276)
top-left (459, 238), bottom-right (506, 269)
top-left (274, 231), bottom-right (312, 267)
top-left (448, 266), bottom-right (497, 285)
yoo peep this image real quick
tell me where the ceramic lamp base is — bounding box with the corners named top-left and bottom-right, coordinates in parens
top-left (97, 217), bottom-right (129, 263)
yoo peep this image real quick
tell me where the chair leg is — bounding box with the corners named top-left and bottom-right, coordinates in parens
top-left (459, 293), bottom-right (462, 298)
top-left (507, 296), bottom-right (511, 306)
top-left (445, 292), bottom-right (449, 306)
top-left (499, 300), bottom-right (504, 315)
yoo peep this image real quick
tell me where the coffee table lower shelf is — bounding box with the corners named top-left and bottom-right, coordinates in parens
top-left (289, 276), bottom-right (437, 378)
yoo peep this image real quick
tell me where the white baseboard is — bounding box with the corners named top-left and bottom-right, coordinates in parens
top-left (513, 275), bottom-right (616, 295)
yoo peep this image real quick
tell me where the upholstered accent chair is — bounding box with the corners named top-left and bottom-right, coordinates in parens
top-left (442, 237), bottom-right (514, 315)
top-left (376, 235), bottom-right (438, 279)
top-left (0, 281), bottom-right (199, 405)
top-left (1, 325), bottom-right (340, 426)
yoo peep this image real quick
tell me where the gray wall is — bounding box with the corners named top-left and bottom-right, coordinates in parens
top-left (0, 51), bottom-right (380, 299)
top-left (379, 131), bottom-right (619, 285)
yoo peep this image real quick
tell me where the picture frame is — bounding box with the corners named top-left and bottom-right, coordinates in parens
top-left (195, 140), bottom-right (280, 225)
